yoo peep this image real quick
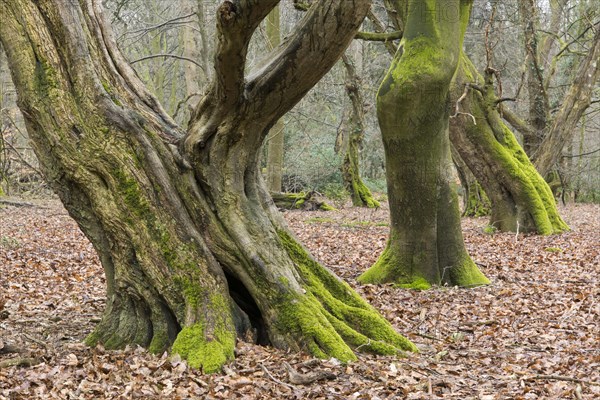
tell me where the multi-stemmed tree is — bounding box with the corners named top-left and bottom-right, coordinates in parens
top-left (0, 0), bottom-right (417, 372)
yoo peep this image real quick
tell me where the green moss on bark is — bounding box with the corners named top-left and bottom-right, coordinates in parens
top-left (171, 323), bottom-right (235, 373)
top-left (463, 182), bottom-right (491, 217)
top-left (148, 330), bottom-right (170, 354)
top-left (276, 229), bottom-right (418, 358)
top-left (357, 242), bottom-right (431, 289)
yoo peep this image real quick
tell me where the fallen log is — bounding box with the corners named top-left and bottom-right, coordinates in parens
top-left (270, 191), bottom-right (335, 211)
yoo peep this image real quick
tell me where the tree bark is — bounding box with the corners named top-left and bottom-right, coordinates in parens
top-left (451, 145), bottom-right (490, 217)
top-left (518, 0), bottom-right (550, 154)
top-left (265, 6), bottom-right (285, 193)
top-left (532, 26), bottom-right (600, 177)
top-left (449, 55), bottom-right (569, 234)
top-left (181, 0), bottom-right (211, 112)
top-left (0, 0), bottom-right (416, 373)
top-left (358, 0), bottom-right (489, 288)
top-left (338, 50), bottom-right (379, 208)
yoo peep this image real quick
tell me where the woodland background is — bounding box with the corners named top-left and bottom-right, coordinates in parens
top-left (1, 1), bottom-right (599, 399)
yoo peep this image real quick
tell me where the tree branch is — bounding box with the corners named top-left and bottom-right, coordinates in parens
top-left (499, 104), bottom-right (537, 139)
top-left (533, 26), bottom-right (600, 175)
top-left (366, 8), bottom-right (398, 56)
top-left (355, 30), bottom-right (402, 42)
top-left (212, 0), bottom-right (279, 105)
top-left (130, 53), bottom-right (204, 69)
top-left (245, 0), bottom-right (372, 123)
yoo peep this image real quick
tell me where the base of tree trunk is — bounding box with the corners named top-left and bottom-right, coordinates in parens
top-left (358, 241), bottom-right (490, 289)
top-left (463, 182), bottom-right (491, 217)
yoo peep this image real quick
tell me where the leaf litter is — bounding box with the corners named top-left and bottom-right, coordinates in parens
top-left (0, 199), bottom-right (598, 399)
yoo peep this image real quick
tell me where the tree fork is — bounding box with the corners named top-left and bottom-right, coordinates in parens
top-left (449, 56), bottom-right (569, 234)
top-left (1, 0), bottom-right (417, 372)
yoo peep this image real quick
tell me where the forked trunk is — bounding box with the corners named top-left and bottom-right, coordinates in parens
top-left (0, 0), bottom-right (416, 372)
top-left (449, 55), bottom-right (569, 234)
top-left (358, 0), bottom-right (489, 288)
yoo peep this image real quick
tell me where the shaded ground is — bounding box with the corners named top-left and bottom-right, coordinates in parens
top-left (0, 198), bottom-right (598, 399)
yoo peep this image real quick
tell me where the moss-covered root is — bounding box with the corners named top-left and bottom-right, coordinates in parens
top-left (171, 323), bottom-right (235, 373)
top-left (350, 178), bottom-right (380, 209)
top-left (357, 242), bottom-right (490, 288)
top-left (278, 229), bottom-right (418, 360)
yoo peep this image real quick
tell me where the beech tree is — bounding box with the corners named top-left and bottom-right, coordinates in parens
top-left (0, 0), bottom-right (417, 372)
top-left (449, 57), bottom-right (570, 234)
top-left (358, 0), bottom-right (489, 288)
top-left (264, 5), bottom-right (285, 193)
top-left (451, 0), bottom-right (597, 231)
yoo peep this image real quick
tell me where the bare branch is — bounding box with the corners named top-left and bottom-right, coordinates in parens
top-left (245, 0), bottom-right (371, 122)
top-left (130, 53), bottom-right (204, 69)
top-left (212, 0), bottom-right (279, 105)
top-left (355, 30), bottom-right (402, 42)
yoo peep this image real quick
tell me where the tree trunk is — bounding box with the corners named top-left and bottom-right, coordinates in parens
top-left (338, 50), bottom-right (379, 208)
top-left (358, 0), bottom-right (489, 288)
top-left (265, 6), bottom-right (285, 193)
top-left (518, 0), bottom-right (550, 154)
top-left (451, 145), bottom-right (490, 217)
top-left (449, 55), bottom-right (569, 234)
top-left (0, 0), bottom-right (416, 373)
top-left (181, 0), bottom-right (210, 112)
top-left (532, 26), bottom-right (600, 177)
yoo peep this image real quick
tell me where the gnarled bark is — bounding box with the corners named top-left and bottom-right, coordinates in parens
top-left (358, 0), bottom-right (489, 288)
top-left (449, 56), bottom-right (569, 234)
top-left (0, 0), bottom-right (416, 373)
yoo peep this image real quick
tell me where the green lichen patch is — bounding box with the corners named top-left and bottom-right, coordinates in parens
top-left (395, 277), bottom-right (432, 291)
top-left (319, 202), bottom-right (337, 211)
top-left (357, 242), bottom-right (425, 286)
top-left (359, 237), bottom-right (489, 288)
top-left (148, 330), bottom-right (170, 354)
top-left (276, 295), bottom-right (357, 362)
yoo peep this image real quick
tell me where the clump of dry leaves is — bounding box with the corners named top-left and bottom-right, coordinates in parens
top-left (1, 198), bottom-right (598, 399)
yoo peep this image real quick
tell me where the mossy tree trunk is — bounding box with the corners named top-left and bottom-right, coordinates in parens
top-left (0, 0), bottom-right (416, 373)
top-left (358, 0), bottom-right (489, 288)
top-left (449, 55), bottom-right (569, 234)
top-left (337, 50), bottom-right (379, 208)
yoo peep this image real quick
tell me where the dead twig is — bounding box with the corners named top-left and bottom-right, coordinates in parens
top-left (524, 374), bottom-right (600, 386)
top-left (283, 361), bottom-right (336, 385)
top-left (260, 363), bottom-right (295, 389)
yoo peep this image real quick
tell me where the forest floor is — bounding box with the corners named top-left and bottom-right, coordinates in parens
top-left (0, 198), bottom-right (598, 399)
